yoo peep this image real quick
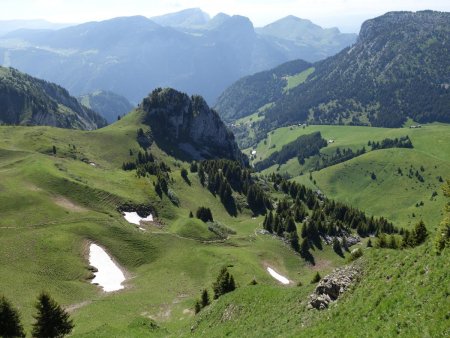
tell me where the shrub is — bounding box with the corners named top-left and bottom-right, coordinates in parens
top-left (348, 248), bottom-right (363, 262)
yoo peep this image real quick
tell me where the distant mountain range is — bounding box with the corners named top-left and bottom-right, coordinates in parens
top-left (216, 11), bottom-right (450, 139)
top-left (0, 9), bottom-right (356, 104)
top-left (0, 19), bottom-right (71, 36)
top-left (0, 66), bottom-right (106, 129)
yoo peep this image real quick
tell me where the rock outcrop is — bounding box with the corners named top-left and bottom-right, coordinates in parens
top-left (142, 88), bottom-right (247, 164)
top-left (308, 265), bottom-right (361, 310)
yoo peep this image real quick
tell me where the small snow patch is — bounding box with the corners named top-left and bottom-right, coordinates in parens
top-left (89, 162), bottom-right (96, 167)
top-left (267, 267), bottom-right (290, 285)
top-left (123, 212), bottom-right (153, 225)
top-left (89, 243), bottom-right (125, 292)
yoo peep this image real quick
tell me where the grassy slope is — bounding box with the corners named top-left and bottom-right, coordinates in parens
top-left (0, 111), bottom-right (346, 337)
top-left (245, 123), bottom-right (450, 230)
top-left (283, 67), bottom-right (315, 92)
top-left (186, 243), bottom-right (449, 338)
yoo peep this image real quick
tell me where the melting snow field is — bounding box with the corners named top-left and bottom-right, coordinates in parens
top-left (123, 212), bottom-right (153, 225)
top-left (267, 267), bottom-right (290, 285)
top-left (89, 243), bottom-right (126, 292)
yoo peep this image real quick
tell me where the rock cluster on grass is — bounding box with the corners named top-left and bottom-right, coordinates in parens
top-left (308, 265), bottom-right (361, 310)
top-left (323, 234), bottom-right (361, 246)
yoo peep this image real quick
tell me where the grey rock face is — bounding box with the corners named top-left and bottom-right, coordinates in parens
top-left (142, 88), bottom-right (247, 164)
top-left (308, 265), bottom-right (361, 310)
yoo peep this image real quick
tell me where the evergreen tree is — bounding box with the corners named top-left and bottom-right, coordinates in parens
top-left (367, 238), bottom-right (373, 247)
top-left (200, 289), bottom-right (210, 308)
top-left (196, 207), bottom-right (213, 223)
top-left (342, 236), bottom-right (349, 252)
top-left (286, 217), bottom-right (297, 233)
top-left (155, 183), bottom-right (163, 198)
top-left (212, 267), bottom-right (236, 299)
top-left (378, 233), bottom-right (387, 248)
top-left (194, 301), bottom-right (201, 314)
top-left (435, 180), bottom-right (450, 254)
top-left (310, 272), bottom-right (321, 284)
top-left (332, 237), bottom-right (344, 257)
top-left (0, 296), bottom-right (25, 338)
top-left (32, 292), bottom-right (73, 338)
top-left (52, 145), bottom-right (56, 155)
top-left (300, 238), bottom-right (309, 256)
top-left (265, 211), bottom-right (274, 233)
top-left (289, 231), bottom-right (300, 252)
top-left (412, 220), bottom-right (428, 245)
top-left (181, 168), bottom-right (190, 184)
top-left (189, 211), bottom-right (193, 218)
top-left (435, 217), bottom-right (450, 254)
top-left (388, 235), bottom-right (398, 249)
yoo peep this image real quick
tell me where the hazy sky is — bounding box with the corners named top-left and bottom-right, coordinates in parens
top-left (1, 0), bottom-right (450, 32)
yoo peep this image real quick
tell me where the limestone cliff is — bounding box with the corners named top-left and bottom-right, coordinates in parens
top-left (141, 88), bottom-right (247, 164)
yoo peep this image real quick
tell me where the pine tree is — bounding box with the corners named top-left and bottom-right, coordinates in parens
top-left (367, 238), bottom-right (373, 247)
top-left (310, 272), bottom-right (321, 284)
top-left (0, 296), bottom-right (25, 338)
top-left (200, 289), bottom-right (210, 308)
top-left (388, 235), bottom-right (398, 249)
top-left (434, 217), bottom-right (450, 254)
top-left (286, 217), bottom-right (297, 233)
top-left (189, 211), bottom-right (193, 218)
top-left (378, 233), bottom-right (387, 248)
top-left (212, 267), bottom-right (236, 299)
top-left (194, 301), bottom-right (201, 314)
top-left (32, 292), bottom-right (73, 338)
top-left (412, 220), bottom-right (428, 245)
top-left (332, 237), bottom-right (344, 257)
top-left (190, 161), bottom-right (198, 173)
top-left (289, 231), bottom-right (300, 252)
top-left (181, 168), bottom-right (189, 183)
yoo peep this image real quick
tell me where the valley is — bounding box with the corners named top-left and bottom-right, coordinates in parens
top-left (0, 7), bottom-right (449, 338)
top-left (0, 108), bottom-right (448, 336)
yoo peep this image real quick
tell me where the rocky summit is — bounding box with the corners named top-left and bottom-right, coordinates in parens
top-left (142, 88), bottom-right (247, 164)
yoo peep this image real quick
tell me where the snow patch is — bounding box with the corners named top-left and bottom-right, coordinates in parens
top-left (267, 267), bottom-right (290, 285)
top-left (123, 212), bottom-right (153, 225)
top-left (89, 243), bottom-right (125, 292)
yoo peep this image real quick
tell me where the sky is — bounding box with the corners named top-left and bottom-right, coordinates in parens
top-left (1, 0), bottom-right (450, 32)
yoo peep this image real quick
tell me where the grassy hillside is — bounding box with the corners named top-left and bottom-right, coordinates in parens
top-left (0, 112), bottom-right (448, 337)
top-left (246, 123), bottom-right (450, 230)
top-left (0, 111), bottom-right (348, 337)
top-left (185, 242), bottom-right (449, 337)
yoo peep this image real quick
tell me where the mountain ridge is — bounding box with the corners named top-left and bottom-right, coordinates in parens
top-left (0, 12), bottom-right (357, 104)
top-left (0, 66), bottom-right (106, 129)
top-left (216, 10), bottom-right (450, 142)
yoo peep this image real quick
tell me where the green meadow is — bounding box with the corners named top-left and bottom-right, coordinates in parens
top-left (0, 111), bottom-right (349, 337)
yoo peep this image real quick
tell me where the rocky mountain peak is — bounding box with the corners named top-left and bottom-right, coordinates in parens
top-left (142, 88), bottom-right (247, 164)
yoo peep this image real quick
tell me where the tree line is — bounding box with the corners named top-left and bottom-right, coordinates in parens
top-left (198, 159), bottom-right (272, 216)
top-left (255, 132), bottom-right (327, 171)
top-left (262, 173), bottom-right (402, 263)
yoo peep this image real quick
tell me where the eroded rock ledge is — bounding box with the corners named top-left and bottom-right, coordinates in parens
top-left (308, 264), bottom-right (361, 310)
